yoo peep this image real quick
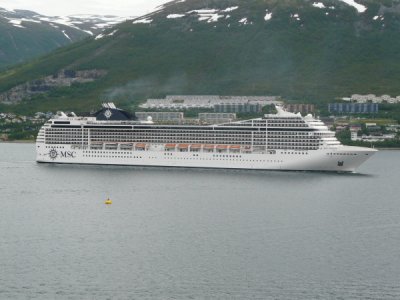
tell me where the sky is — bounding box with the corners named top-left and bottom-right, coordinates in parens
top-left (0, 0), bottom-right (172, 17)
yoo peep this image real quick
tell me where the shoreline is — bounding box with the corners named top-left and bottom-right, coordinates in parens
top-left (0, 140), bottom-right (35, 144)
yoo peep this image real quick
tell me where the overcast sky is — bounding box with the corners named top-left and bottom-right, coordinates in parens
top-left (0, 0), bottom-right (172, 17)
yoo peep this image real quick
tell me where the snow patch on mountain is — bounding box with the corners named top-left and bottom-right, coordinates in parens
top-left (182, 9), bottom-right (224, 23)
top-left (167, 14), bottom-right (185, 19)
top-left (264, 10), bottom-right (272, 21)
top-left (338, 0), bottom-right (367, 13)
top-left (40, 16), bottom-right (81, 30)
top-left (373, 15), bottom-right (384, 21)
top-left (164, 7), bottom-right (241, 23)
top-left (1, 7), bottom-right (127, 34)
top-left (239, 18), bottom-right (248, 25)
top-left (133, 18), bottom-right (152, 24)
top-left (222, 6), bottom-right (238, 12)
top-left (205, 14), bottom-right (224, 22)
top-left (93, 23), bottom-right (113, 29)
top-left (94, 27), bottom-right (118, 39)
top-left (6, 16), bottom-right (42, 28)
top-left (8, 19), bottom-right (25, 28)
top-left (312, 2), bottom-right (326, 9)
top-left (62, 30), bottom-right (71, 41)
top-left (188, 9), bottom-right (219, 14)
top-left (198, 14), bottom-right (224, 22)
top-left (291, 13), bottom-right (301, 21)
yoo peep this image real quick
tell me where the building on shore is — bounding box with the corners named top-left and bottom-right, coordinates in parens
top-left (140, 95), bottom-right (282, 110)
top-left (198, 113), bottom-right (236, 124)
top-left (284, 104), bottom-right (315, 114)
top-left (328, 103), bottom-right (379, 114)
top-left (344, 94), bottom-right (400, 104)
top-left (135, 112), bottom-right (184, 122)
top-left (351, 132), bottom-right (395, 142)
top-left (214, 103), bottom-right (262, 113)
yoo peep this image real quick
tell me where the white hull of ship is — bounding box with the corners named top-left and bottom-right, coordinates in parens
top-left (36, 144), bottom-right (376, 172)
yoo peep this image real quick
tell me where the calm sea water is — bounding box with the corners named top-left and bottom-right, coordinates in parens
top-left (1, 143), bottom-right (400, 299)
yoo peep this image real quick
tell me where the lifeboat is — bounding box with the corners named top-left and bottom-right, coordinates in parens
top-left (178, 144), bottom-right (189, 149)
top-left (90, 142), bottom-right (103, 149)
top-left (105, 143), bottom-right (118, 150)
top-left (135, 143), bottom-right (146, 150)
top-left (216, 145), bottom-right (228, 149)
top-left (229, 145), bottom-right (241, 152)
top-left (190, 144), bottom-right (202, 149)
top-left (165, 143), bottom-right (176, 149)
top-left (120, 142), bottom-right (134, 149)
top-left (203, 144), bottom-right (215, 152)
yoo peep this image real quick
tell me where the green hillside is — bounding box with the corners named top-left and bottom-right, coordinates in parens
top-left (2, 0), bottom-right (400, 114)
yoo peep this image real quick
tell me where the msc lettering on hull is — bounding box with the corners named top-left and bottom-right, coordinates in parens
top-left (60, 151), bottom-right (76, 158)
top-left (48, 149), bottom-right (76, 159)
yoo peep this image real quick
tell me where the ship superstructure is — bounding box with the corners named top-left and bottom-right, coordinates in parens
top-left (36, 103), bottom-right (377, 172)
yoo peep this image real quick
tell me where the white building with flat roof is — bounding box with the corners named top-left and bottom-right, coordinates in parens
top-left (135, 111), bottom-right (184, 122)
top-left (140, 95), bottom-right (282, 109)
top-left (349, 94), bottom-right (400, 104)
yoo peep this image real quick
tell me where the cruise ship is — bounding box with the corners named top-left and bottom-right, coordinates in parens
top-left (36, 103), bottom-right (377, 172)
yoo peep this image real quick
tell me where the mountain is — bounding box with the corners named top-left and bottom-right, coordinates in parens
top-left (0, 7), bottom-right (127, 69)
top-left (2, 0), bottom-right (400, 114)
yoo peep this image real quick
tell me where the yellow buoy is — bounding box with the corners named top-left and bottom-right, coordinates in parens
top-left (105, 198), bottom-right (112, 205)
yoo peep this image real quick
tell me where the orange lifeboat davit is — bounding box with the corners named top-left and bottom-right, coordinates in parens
top-left (229, 145), bottom-right (241, 149)
top-left (165, 143), bottom-right (176, 149)
top-left (190, 144), bottom-right (202, 149)
top-left (135, 143), bottom-right (146, 149)
top-left (203, 144), bottom-right (215, 152)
